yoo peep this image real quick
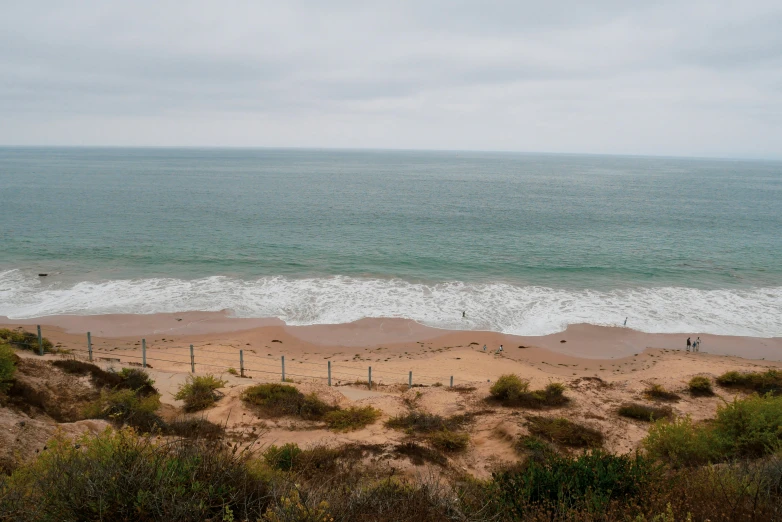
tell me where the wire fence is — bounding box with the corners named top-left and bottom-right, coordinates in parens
top-left (3, 325), bottom-right (477, 390)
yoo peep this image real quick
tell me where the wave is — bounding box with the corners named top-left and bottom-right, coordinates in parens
top-left (1, 270), bottom-right (781, 337)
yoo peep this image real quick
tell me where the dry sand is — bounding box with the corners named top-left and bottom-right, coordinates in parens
top-left (3, 312), bottom-right (781, 478)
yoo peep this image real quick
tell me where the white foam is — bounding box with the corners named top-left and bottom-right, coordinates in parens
top-left (1, 270), bottom-right (780, 337)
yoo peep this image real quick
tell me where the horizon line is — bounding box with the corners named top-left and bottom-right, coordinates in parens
top-left (0, 144), bottom-right (780, 163)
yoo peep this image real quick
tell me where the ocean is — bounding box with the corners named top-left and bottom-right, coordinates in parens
top-left (1, 147), bottom-right (781, 337)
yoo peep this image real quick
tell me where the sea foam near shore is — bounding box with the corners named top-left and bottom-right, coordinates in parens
top-left (1, 270), bottom-right (780, 337)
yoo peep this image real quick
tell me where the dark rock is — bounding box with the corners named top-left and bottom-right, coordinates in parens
top-left (38, 273), bottom-right (48, 277)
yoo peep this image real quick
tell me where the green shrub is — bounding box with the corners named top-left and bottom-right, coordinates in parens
top-left (385, 411), bottom-right (471, 433)
top-left (644, 394), bottom-right (782, 466)
top-left (493, 450), bottom-right (659, 517)
top-left (0, 344), bottom-right (16, 395)
top-left (84, 388), bottom-right (164, 432)
top-left (174, 374), bottom-right (226, 412)
top-left (618, 403), bottom-right (673, 422)
top-left (644, 384), bottom-right (680, 402)
top-left (0, 427), bottom-right (269, 521)
top-left (714, 393), bottom-right (782, 458)
top-left (489, 375), bottom-right (569, 408)
top-left (323, 406), bottom-right (381, 431)
top-left (490, 374), bottom-right (529, 400)
top-left (643, 415), bottom-right (721, 467)
top-left (429, 430), bottom-right (469, 452)
top-left (165, 416), bottom-right (224, 440)
top-left (263, 443), bottom-right (303, 471)
top-left (526, 416), bottom-right (603, 448)
top-left (241, 383), bottom-right (336, 419)
top-left (716, 369), bottom-right (782, 395)
top-left (117, 368), bottom-right (157, 396)
top-left (0, 328), bottom-right (54, 353)
top-left (514, 435), bottom-right (559, 462)
top-left (688, 376), bottom-right (714, 396)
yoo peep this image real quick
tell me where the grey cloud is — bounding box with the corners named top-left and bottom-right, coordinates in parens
top-left (0, 0), bottom-right (781, 158)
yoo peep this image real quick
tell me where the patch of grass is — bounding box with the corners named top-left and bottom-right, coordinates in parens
top-left (0, 343), bottom-right (16, 396)
top-left (489, 375), bottom-right (569, 408)
top-left (263, 443), bottom-right (302, 471)
top-left (165, 416), bottom-right (225, 440)
top-left (644, 393), bottom-right (782, 466)
top-left (494, 450), bottom-right (659, 517)
top-left (116, 368), bottom-right (157, 396)
top-left (644, 384), bottom-right (681, 402)
top-left (688, 376), bottom-right (715, 396)
top-left (226, 367), bottom-right (238, 376)
top-left (174, 374), bottom-right (226, 412)
top-left (526, 416), bottom-right (604, 448)
top-left (514, 435), bottom-right (559, 462)
top-left (84, 388), bottom-right (165, 432)
top-left (716, 369), bottom-right (782, 395)
top-left (618, 403), bottom-right (674, 422)
top-left (0, 427), bottom-right (269, 521)
top-left (393, 442), bottom-right (448, 466)
top-left (385, 411), bottom-right (471, 433)
top-left (429, 430), bottom-right (469, 452)
top-left (241, 383), bottom-right (337, 419)
top-left (0, 328), bottom-right (54, 353)
top-left (323, 405), bottom-right (381, 431)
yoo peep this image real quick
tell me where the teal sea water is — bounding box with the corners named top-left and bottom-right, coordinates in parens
top-left (1, 147), bottom-right (781, 336)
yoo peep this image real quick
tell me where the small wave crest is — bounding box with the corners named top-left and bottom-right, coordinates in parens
top-left (1, 270), bottom-right (780, 337)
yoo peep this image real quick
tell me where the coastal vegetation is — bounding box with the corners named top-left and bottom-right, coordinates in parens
top-left (716, 369), bottom-right (782, 395)
top-left (618, 403), bottom-right (674, 422)
top-left (173, 374), bottom-right (226, 412)
top-left (687, 375), bottom-right (715, 396)
top-left (323, 405), bottom-right (381, 431)
top-left (0, 328), bottom-right (54, 353)
top-left (241, 383), bottom-right (337, 419)
top-left (643, 384), bottom-right (680, 402)
top-left (489, 374), bottom-right (569, 408)
top-left (0, 344), bottom-right (15, 396)
top-left (526, 416), bottom-right (604, 448)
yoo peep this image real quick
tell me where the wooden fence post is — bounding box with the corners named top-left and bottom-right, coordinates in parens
top-left (240, 350), bottom-right (245, 377)
top-left (87, 332), bottom-right (92, 362)
top-left (328, 361), bottom-right (331, 386)
top-left (142, 339), bottom-right (146, 368)
top-left (190, 344), bottom-right (195, 373)
top-left (368, 366), bottom-right (372, 390)
top-left (281, 355), bottom-right (285, 382)
top-left (37, 325), bottom-right (43, 356)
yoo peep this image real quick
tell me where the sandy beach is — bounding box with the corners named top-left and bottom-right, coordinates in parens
top-left (3, 311), bottom-right (781, 478)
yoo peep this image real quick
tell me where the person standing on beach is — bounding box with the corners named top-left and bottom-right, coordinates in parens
top-left (686, 337), bottom-right (691, 352)
top-left (695, 337), bottom-right (701, 352)
top-left (482, 344), bottom-right (487, 352)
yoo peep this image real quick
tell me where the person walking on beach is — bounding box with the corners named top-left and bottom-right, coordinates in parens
top-left (686, 337), bottom-right (691, 352)
top-left (482, 344), bottom-right (487, 352)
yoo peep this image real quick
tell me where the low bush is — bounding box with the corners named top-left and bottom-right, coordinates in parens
top-left (644, 393), bottom-right (782, 466)
top-left (84, 388), bottom-right (165, 432)
top-left (0, 427), bottom-right (269, 521)
top-left (51, 359), bottom-right (123, 388)
top-left (116, 368), bottom-right (157, 396)
top-left (263, 443), bottom-right (303, 471)
top-left (385, 411), bottom-right (470, 433)
top-left (0, 328), bottom-right (54, 353)
top-left (429, 430), bottom-right (469, 452)
top-left (173, 374), bottom-right (226, 412)
top-left (643, 415), bottom-right (721, 467)
top-left (526, 416), bottom-right (603, 448)
top-left (688, 375), bottom-right (715, 396)
top-left (490, 374), bottom-right (529, 400)
top-left (493, 450), bottom-right (659, 517)
top-left (165, 416), bottom-right (225, 440)
top-left (514, 435), bottom-right (559, 462)
top-left (489, 375), bottom-right (569, 408)
top-left (716, 369), bottom-right (782, 395)
top-left (0, 344), bottom-right (16, 395)
top-left (644, 384), bottom-right (680, 402)
top-left (393, 442), bottom-right (448, 466)
top-left (323, 405), bottom-right (381, 431)
top-left (241, 383), bottom-right (336, 419)
top-left (618, 403), bottom-right (674, 422)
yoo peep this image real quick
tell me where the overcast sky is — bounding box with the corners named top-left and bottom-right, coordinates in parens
top-left (1, 1), bottom-right (781, 158)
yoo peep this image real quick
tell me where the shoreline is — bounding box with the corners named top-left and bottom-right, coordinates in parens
top-left (2, 311), bottom-right (781, 362)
